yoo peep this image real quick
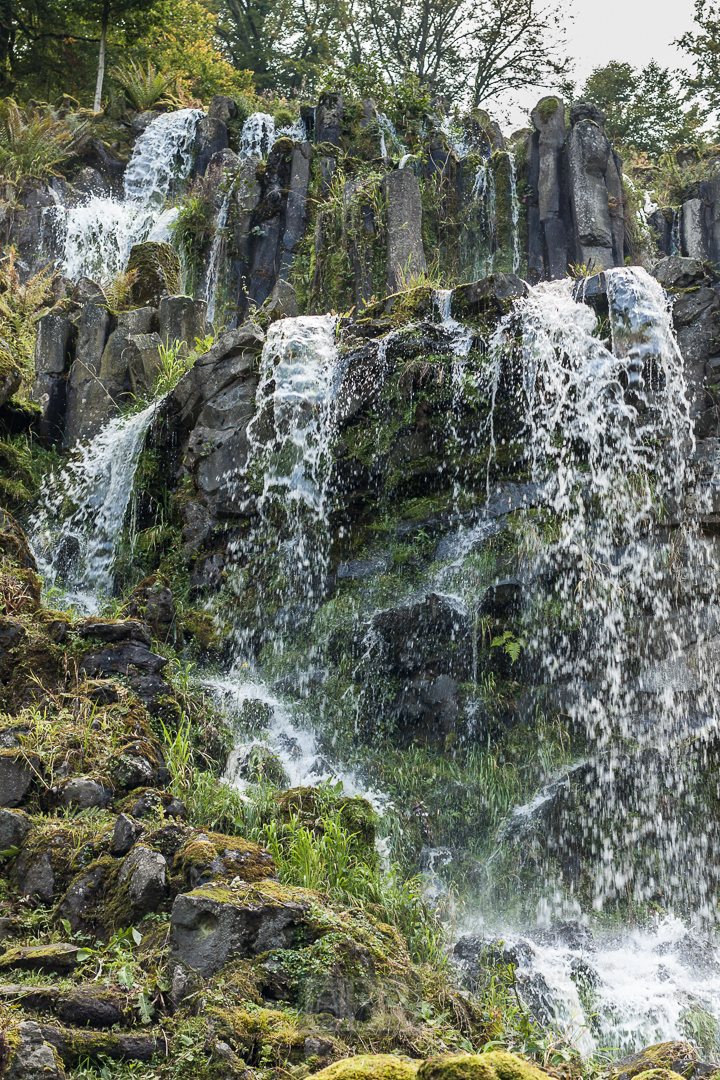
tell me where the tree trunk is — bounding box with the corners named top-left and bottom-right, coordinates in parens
top-left (93, 0), bottom-right (110, 112)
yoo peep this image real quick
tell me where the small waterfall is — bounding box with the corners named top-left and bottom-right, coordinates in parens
top-left (672, 206), bottom-right (682, 255)
top-left (239, 112), bottom-right (275, 158)
top-left (28, 399), bottom-right (164, 610)
top-left (46, 108), bottom-right (203, 283)
top-left (376, 112), bottom-right (405, 159)
top-left (508, 151), bottom-right (521, 273)
top-left (200, 189), bottom-right (232, 325)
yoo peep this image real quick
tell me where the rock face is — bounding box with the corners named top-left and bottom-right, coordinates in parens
top-left (32, 314), bottom-right (74, 442)
top-left (567, 102), bottom-right (624, 271)
top-left (2, 1020), bottom-right (66, 1079)
top-left (118, 845), bottom-right (167, 913)
top-left (383, 169), bottom-right (428, 293)
top-left (169, 881), bottom-right (311, 977)
top-left (126, 241), bottom-right (181, 307)
top-left (529, 96), bottom-right (571, 279)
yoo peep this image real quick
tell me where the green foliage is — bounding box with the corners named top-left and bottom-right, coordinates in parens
top-left (0, 247), bottom-right (57, 397)
top-left (154, 338), bottom-right (195, 398)
top-left (110, 58), bottom-right (174, 111)
top-left (0, 98), bottom-right (88, 181)
top-left (490, 629), bottom-right (524, 662)
top-left (580, 60), bottom-right (706, 157)
top-left (677, 0), bottom-right (720, 121)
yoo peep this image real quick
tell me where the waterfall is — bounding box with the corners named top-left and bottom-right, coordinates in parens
top-left (28, 399), bottom-right (164, 611)
top-left (200, 188), bottom-right (232, 325)
top-left (507, 151), bottom-right (521, 274)
top-left (45, 108), bottom-right (203, 283)
top-left (239, 112), bottom-right (275, 158)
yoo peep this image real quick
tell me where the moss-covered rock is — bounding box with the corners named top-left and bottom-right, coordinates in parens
top-left (417, 1051), bottom-right (551, 1080)
top-left (275, 787), bottom-right (377, 866)
top-left (0, 507), bottom-right (37, 569)
top-left (607, 1045), bottom-right (698, 1080)
top-left (126, 242), bottom-right (181, 307)
top-left (0, 942), bottom-right (81, 974)
top-left (171, 829), bottom-right (277, 890)
top-left (313, 1055), bottom-right (419, 1079)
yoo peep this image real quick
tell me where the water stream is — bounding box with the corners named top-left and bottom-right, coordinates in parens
top-left (44, 108), bottom-right (203, 283)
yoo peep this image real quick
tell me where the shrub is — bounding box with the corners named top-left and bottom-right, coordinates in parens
top-left (0, 99), bottom-right (88, 181)
top-left (111, 60), bottom-right (175, 112)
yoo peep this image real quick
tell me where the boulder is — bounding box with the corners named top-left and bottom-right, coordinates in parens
top-left (123, 577), bottom-right (175, 635)
top-left (315, 92), bottom-right (343, 147)
top-left (651, 256), bottom-right (706, 290)
top-left (18, 852), bottom-right (55, 902)
top-left (77, 619), bottom-right (151, 647)
top-left (169, 879), bottom-right (311, 977)
top-left (115, 306), bottom-right (158, 334)
top-left (56, 864), bottom-right (108, 935)
top-left (451, 274), bottom-right (528, 319)
top-left (0, 750), bottom-right (37, 807)
top-left (312, 1057), bottom-right (416, 1080)
top-left (126, 241), bottom-right (181, 307)
top-left (371, 591), bottom-right (470, 676)
top-left (2, 1020), bottom-right (66, 1080)
top-left (32, 314), bottom-right (74, 441)
top-left (39, 1026), bottom-right (162, 1065)
top-left (118, 844), bottom-right (167, 913)
top-left (158, 295), bottom-right (208, 351)
top-left (0, 943), bottom-right (81, 974)
top-left (417, 1051), bottom-right (551, 1080)
top-left (79, 643), bottom-right (168, 678)
top-left (607, 1043), bottom-right (697, 1080)
top-left (59, 776), bottom-right (112, 810)
top-left (267, 278), bottom-right (298, 319)
top-left (480, 579), bottom-right (525, 616)
top-left (121, 787), bottom-right (186, 819)
top-left (383, 169), bottom-right (427, 294)
top-left (0, 806), bottom-right (31, 848)
top-left (111, 813), bottom-right (143, 856)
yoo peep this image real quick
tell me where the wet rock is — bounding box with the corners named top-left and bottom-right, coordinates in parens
top-left (123, 577), bottom-right (175, 636)
top-left (0, 751), bottom-right (37, 807)
top-left (126, 241), bottom-right (181, 307)
top-left (383, 168), bottom-right (427, 294)
top-left (194, 115), bottom-right (228, 178)
top-left (111, 813), bottom-right (143, 856)
top-left (59, 774), bottom-right (119, 810)
top-left (0, 806), bottom-right (31, 848)
top-left (451, 274), bottom-right (529, 318)
top-left (2, 1019), bottom-right (66, 1080)
top-left (77, 619), bottom-right (151, 647)
top-left (158, 294), bottom-right (208, 350)
top-left (479, 579), bottom-right (525, 616)
top-left (531, 920), bottom-right (595, 952)
top-left (336, 556), bottom-right (390, 580)
top-left (267, 278), bottom-right (298, 319)
top-left (158, 323), bottom-right (263, 437)
top-left (371, 591), bottom-right (470, 676)
top-left (119, 844), bottom-right (167, 913)
top-left (0, 943), bottom-right (81, 974)
top-left (131, 111), bottom-right (156, 138)
top-left (79, 643), bottom-right (169, 678)
top-left (279, 142), bottom-right (312, 276)
top-left (305, 1037), bottom-right (333, 1058)
top-left (169, 880), bottom-right (311, 977)
top-left (63, 299), bottom-right (112, 446)
top-left (652, 256), bottom-right (707, 290)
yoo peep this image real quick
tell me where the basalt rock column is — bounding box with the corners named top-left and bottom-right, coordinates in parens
top-left (567, 101), bottom-right (624, 271)
top-left (529, 96), bottom-right (571, 280)
top-left (383, 169), bottom-right (428, 294)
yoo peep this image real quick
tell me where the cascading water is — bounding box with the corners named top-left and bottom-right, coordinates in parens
top-left (508, 152), bottom-right (521, 274)
top-left (44, 108), bottom-right (203, 283)
top-left (28, 399), bottom-right (165, 610)
top-left (239, 112), bottom-right (275, 158)
top-left (200, 189), bottom-right (232, 325)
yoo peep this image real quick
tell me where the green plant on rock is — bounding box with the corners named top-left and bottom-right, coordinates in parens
top-left (154, 338), bottom-right (195, 397)
top-left (111, 59), bottom-right (175, 111)
top-left (0, 246), bottom-right (58, 399)
top-left (0, 99), bottom-right (88, 182)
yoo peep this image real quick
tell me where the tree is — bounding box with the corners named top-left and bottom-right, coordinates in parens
top-left (676, 0), bottom-right (720, 116)
top-left (214, 0), bottom-right (571, 101)
top-left (71, 0), bottom-right (166, 111)
top-left (468, 0), bottom-right (571, 108)
top-left (580, 60), bottom-right (706, 157)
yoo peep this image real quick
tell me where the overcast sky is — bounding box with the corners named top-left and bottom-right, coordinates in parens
top-left (500, 0), bottom-right (700, 128)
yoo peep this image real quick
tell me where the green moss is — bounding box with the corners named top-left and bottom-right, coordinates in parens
top-left (126, 240), bottom-right (181, 306)
top-left (417, 1052), bottom-right (550, 1080)
top-left (607, 1042), bottom-right (696, 1080)
top-left (313, 1055), bottom-right (419, 1079)
top-left (207, 1003), bottom-right (307, 1067)
top-left (275, 787), bottom-right (377, 866)
top-left (535, 97), bottom-right (560, 123)
top-left (181, 608), bottom-right (221, 651)
top-left (171, 830), bottom-right (277, 889)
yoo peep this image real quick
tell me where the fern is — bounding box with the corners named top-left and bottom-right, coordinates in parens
top-left (111, 60), bottom-right (175, 111)
top-left (0, 99), bottom-right (88, 181)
